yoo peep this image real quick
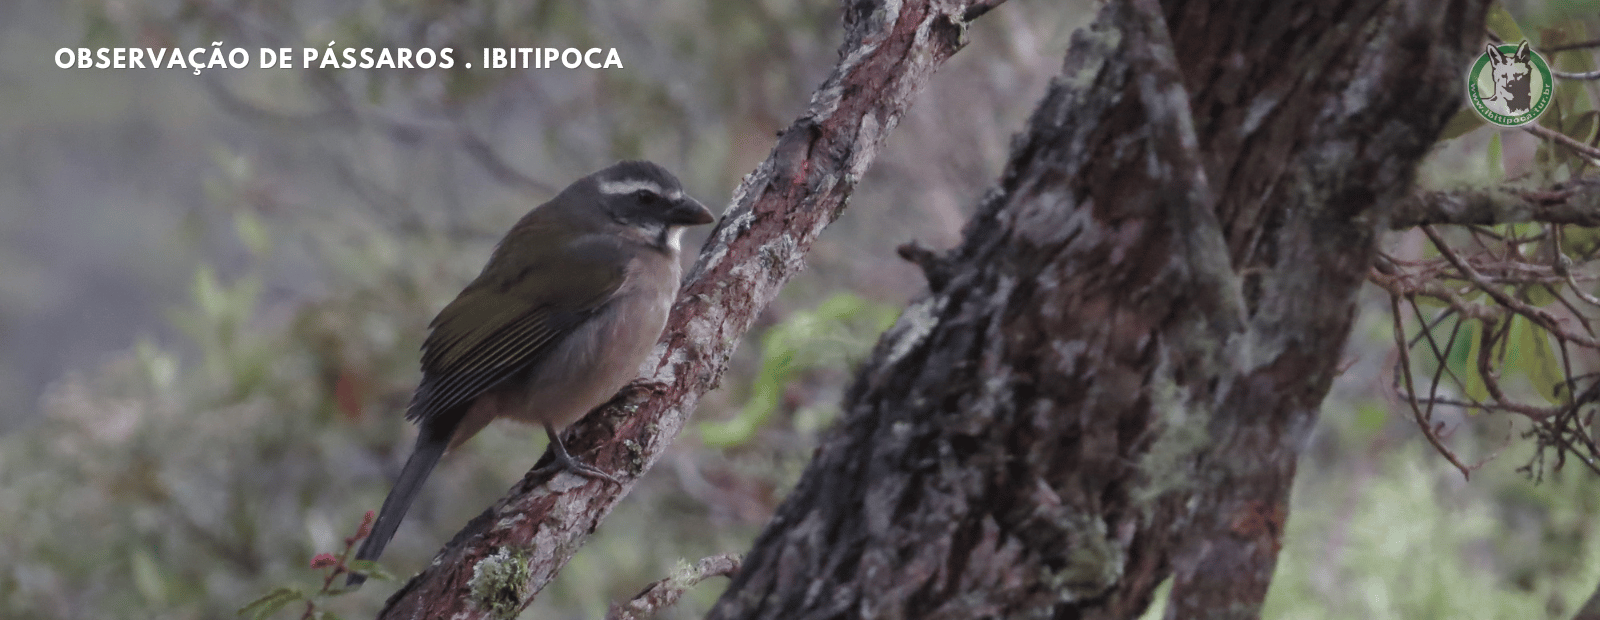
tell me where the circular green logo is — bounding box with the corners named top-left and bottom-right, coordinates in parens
top-left (1467, 41), bottom-right (1552, 127)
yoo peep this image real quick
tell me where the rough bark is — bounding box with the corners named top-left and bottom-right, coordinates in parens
top-left (370, 0), bottom-right (1006, 617)
top-left (707, 1), bottom-right (1487, 619)
top-left (1392, 179), bottom-right (1600, 228)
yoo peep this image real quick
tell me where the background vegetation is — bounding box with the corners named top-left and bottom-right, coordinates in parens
top-left (2, 0), bottom-right (1599, 618)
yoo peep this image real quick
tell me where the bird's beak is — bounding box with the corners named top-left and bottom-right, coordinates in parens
top-left (666, 196), bottom-right (715, 226)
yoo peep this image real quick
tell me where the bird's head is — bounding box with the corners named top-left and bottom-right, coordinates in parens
top-left (571, 161), bottom-right (714, 253)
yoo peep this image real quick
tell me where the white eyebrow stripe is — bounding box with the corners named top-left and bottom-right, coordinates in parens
top-left (599, 179), bottom-right (676, 197)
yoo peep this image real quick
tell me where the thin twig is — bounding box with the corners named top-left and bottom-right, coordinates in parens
top-left (605, 554), bottom-right (742, 620)
top-left (1407, 299), bottom-right (1470, 410)
top-left (1423, 225), bottom-right (1600, 348)
top-left (1554, 68), bottom-right (1600, 80)
top-left (1390, 293), bottom-right (1474, 478)
top-left (1544, 38), bottom-right (1600, 53)
top-left (1523, 123), bottom-right (1600, 163)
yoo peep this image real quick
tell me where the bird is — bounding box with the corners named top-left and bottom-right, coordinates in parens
top-left (346, 161), bottom-right (714, 587)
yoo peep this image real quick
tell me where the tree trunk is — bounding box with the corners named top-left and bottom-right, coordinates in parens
top-left (708, 1), bottom-right (1488, 619)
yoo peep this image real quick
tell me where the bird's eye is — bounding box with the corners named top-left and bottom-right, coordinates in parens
top-left (634, 189), bottom-right (661, 205)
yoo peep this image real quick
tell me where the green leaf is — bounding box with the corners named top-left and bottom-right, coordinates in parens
top-left (1555, 79), bottom-right (1589, 123)
top-left (346, 559), bottom-right (396, 582)
top-left (1355, 404), bottom-right (1389, 437)
top-left (1568, 111), bottom-right (1598, 148)
top-left (701, 292), bottom-right (898, 447)
top-left (1565, 226), bottom-right (1600, 258)
top-left (1541, 92), bottom-right (1565, 133)
top-left (1524, 280), bottom-right (1561, 307)
top-left (235, 210), bottom-right (272, 258)
top-left (1447, 320), bottom-right (1489, 403)
top-left (1510, 315), bottom-right (1566, 405)
top-left (237, 587), bottom-right (305, 620)
top-left (1549, 22), bottom-right (1596, 73)
top-left (193, 265), bottom-right (226, 321)
top-left (130, 549), bottom-right (168, 605)
top-left (1507, 221), bottom-right (1537, 240)
top-left (133, 337), bottom-right (179, 391)
top-left (1413, 295), bottom-right (1451, 309)
top-left (1486, 4), bottom-right (1525, 43)
top-left (1437, 107), bottom-right (1487, 142)
top-left (1487, 132), bottom-right (1504, 182)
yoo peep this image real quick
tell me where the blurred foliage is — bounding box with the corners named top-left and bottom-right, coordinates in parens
top-left (4, 0), bottom-right (1083, 617)
top-left (0, 161), bottom-right (765, 618)
top-left (701, 292), bottom-right (900, 448)
top-left (2, 198), bottom-right (423, 619)
top-left (1259, 394), bottom-right (1600, 620)
top-left (15, 1), bottom-right (1600, 620)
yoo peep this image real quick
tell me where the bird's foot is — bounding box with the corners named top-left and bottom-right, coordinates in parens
top-left (538, 451), bottom-right (621, 486)
top-left (538, 424), bottom-right (622, 486)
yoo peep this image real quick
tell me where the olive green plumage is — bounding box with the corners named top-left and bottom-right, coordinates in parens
top-left (347, 161), bottom-right (713, 587)
top-left (410, 216), bottom-right (628, 426)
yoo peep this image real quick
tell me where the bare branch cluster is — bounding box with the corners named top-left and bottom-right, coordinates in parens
top-left (1372, 219), bottom-right (1600, 478)
top-left (1375, 33), bottom-right (1600, 478)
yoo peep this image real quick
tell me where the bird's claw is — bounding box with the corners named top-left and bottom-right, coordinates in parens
top-left (540, 451), bottom-right (620, 486)
top-left (539, 424), bottom-right (622, 486)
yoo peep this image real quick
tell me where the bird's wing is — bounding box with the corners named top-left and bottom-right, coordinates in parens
top-left (406, 235), bottom-right (628, 425)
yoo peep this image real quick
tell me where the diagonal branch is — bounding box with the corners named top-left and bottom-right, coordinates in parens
top-left (1523, 123), bottom-right (1600, 163)
top-left (371, 0), bottom-right (1008, 617)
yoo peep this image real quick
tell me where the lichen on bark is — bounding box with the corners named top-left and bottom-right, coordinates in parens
top-left (708, 1), bottom-right (1490, 619)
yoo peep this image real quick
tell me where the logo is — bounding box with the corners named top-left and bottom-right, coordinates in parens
top-left (1467, 41), bottom-right (1552, 126)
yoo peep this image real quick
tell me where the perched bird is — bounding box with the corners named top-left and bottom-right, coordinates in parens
top-left (347, 161), bottom-right (714, 586)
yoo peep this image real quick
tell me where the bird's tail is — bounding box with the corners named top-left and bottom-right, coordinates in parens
top-left (346, 427), bottom-right (449, 587)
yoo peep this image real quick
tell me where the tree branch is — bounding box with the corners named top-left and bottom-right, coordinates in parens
top-left (605, 553), bottom-right (742, 620)
top-left (1391, 180), bottom-right (1600, 228)
top-left (371, 0), bottom-right (1007, 617)
top-left (1553, 68), bottom-right (1600, 80)
top-left (1523, 123), bottom-right (1600, 162)
top-left (1544, 37), bottom-right (1600, 53)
